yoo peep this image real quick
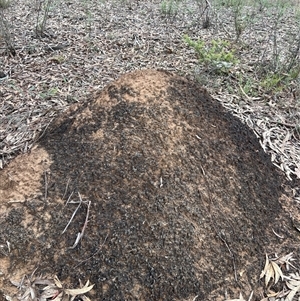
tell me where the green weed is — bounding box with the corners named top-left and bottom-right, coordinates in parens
top-left (40, 87), bottom-right (59, 100)
top-left (184, 35), bottom-right (238, 73)
top-left (160, 0), bottom-right (180, 17)
top-left (0, 0), bottom-right (10, 9)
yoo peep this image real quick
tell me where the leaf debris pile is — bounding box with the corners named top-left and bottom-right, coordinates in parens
top-left (227, 253), bottom-right (300, 301)
top-left (8, 272), bottom-right (94, 301)
top-left (0, 0), bottom-right (299, 184)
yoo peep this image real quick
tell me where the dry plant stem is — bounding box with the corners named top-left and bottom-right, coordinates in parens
top-left (270, 120), bottom-right (298, 128)
top-left (192, 295), bottom-right (199, 301)
top-left (196, 0), bottom-right (211, 24)
top-left (200, 164), bottom-right (238, 282)
top-left (62, 178), bottom-right (71, 200)
top-left (66, 191), bottom-right (74, 204)
top-left (79, 200), bottom-right (91, 241)
top-left (35, 0), bottom-right (53, 37)
top-left (44, 171), bottom-right (48, 201)
top-left (69, 199), bottom-right (91, 249)
top-left (218, 232), bottom-right (238, 282)
top-left (62, 192), bottom-right (82, 234)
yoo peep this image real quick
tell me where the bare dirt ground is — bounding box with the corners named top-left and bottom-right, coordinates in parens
top-left (0, 0), bottom-right (300, 300)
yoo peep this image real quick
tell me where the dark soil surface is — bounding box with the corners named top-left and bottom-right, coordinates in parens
top-left (0, 70), bottom-right (299, 301)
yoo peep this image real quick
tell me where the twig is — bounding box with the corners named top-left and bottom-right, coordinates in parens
top-left (62, 192), bottom-right (82, 234)
top-left (65, 191), bottom-right (73, 205)
top-left (218, 232), bottom-right (238, 282)
top-left (247, 291), bottom-right (253, 301)
top-left (44, 171), bottom-right (48, 201)
top-left (238, 83), bottom-right (250, 100)
top-left (270, 120), bottom-right (298, 128)
top-left (200, 166), bottom-right (238, 282)
top-left (69, 200), bottom-right (91, 249)
top-left (62, 178), bottom-right (71, 200)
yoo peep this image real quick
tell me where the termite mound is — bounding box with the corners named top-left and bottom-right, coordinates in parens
top-left (0, 69), bottom-right (298, 300)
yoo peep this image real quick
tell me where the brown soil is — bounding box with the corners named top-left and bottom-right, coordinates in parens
top-left (0, 69), bottom-right (299, 301)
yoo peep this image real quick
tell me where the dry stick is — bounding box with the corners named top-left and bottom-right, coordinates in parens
top-left (238, 83), bottom-right (251, 100)
top-left (270, 120), bottom-right (298, 128)
top-left (218, 232), bottom-right (238, 282)
top-left (69, 200), bottom-right (91, 249)
top-left (192, 295), bottom-right (199, 301)
top-left (65, 191), bottom-right (73, 205)
top-left (62, 192), bottom-right (82, 234)
top-left (62, 178), bottom-right (71, 200)
top-left (199, 163), bottom-right (238, 282)
top-left (44, 171), bottom-right (48, 201)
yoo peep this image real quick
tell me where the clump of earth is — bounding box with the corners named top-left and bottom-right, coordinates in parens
top-left (0, 69), bottom-right (298, 301)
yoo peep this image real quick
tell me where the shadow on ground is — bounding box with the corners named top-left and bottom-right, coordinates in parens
top-left (0, 70), bottom-right (299, 301)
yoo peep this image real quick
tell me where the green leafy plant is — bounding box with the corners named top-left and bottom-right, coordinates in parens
top-left (40, 87), bottom-right (59, 100)
top-left (260, 68), bottom-right (300, 92)
top-left (0, 0), bottom-right (10, 9)
top-left (160, 0), bottom-right (180, 17)
top-left (238, 75), bottom-right (259, 98)
top-left (184, 35), bottom-right (238, 73)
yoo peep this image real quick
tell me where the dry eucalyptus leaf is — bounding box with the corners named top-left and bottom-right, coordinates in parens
top-left (260, 254), bottom-right (270, 279)
top-left (40, 287), bottom-right (60, 299)
top-left (260, 254), bottom-right (285, 287)
top-left (285, 285), bottom-right (300, 301)
top-left (225, 292), bottom-right (246, 301)
top-left (65, 283), bottom-right (94, 296)
top-left (270, 261), bottom-right (284, 285)
top-left (54, 275), bottom-right (63, 288)
top-left (265, 263), bottom-right (274, 287)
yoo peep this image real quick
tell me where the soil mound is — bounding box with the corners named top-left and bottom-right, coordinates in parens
top-left (0, 69), bottom-right (298, 300)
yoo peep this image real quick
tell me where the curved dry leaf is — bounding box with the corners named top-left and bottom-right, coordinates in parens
top-left (40, 288), bottom-right (60, 299)
top-left (260, 254), bottom-right (270, 279)
top-left (20, 287), bottom-right (33, 301)
top-left (285, 285), bottom-right (300, 301)
top-left (275, 252), bottom-right (296, 270)
top-left (286, 278), bottom-right (300, 289)
top-left (33, 279), bottom-right (54, 286)
top-left (54, 275), bottom-right (63, 289)
top-left (265, 262), bottom-right (274, 287)
top-left (225, 292), bottom-right (246, 301)
top-left (286, 281), bottom-right (297, 290)
top-left (289, 273), bottom-right (300, 281)
top-left (270, 261), bottom-right (284, 285)
top-left (266, 290), bottom-right (280, 297)
top-left (65, 284), bottom-right (94, 296)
